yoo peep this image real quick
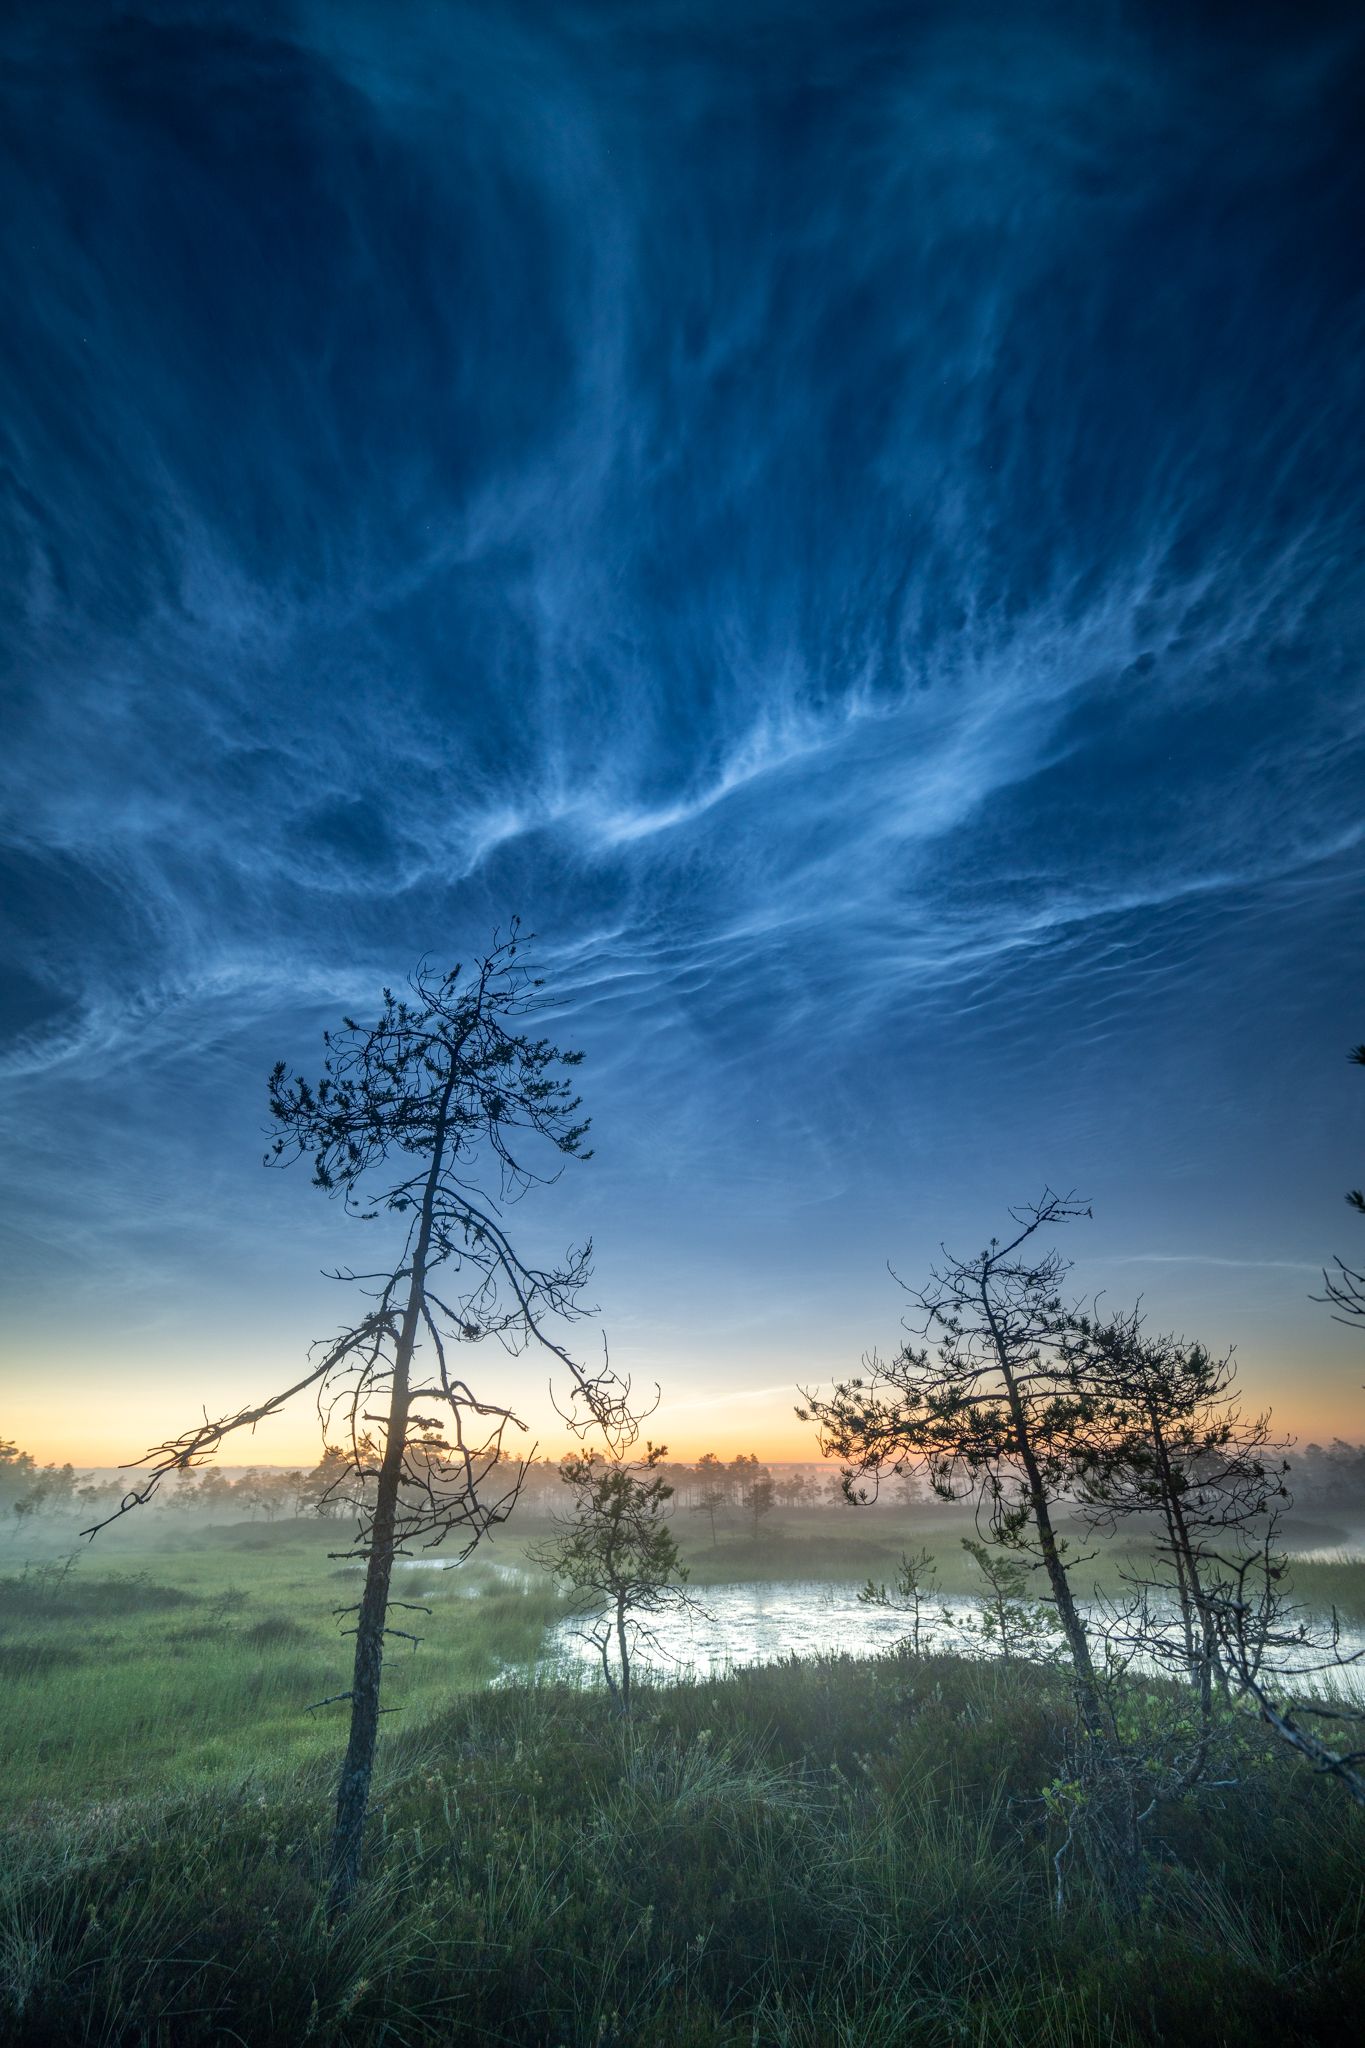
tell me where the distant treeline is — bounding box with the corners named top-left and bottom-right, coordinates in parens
top-left (0, 1440), bottom-right (347, 1527)
top-left (5, 1434), bottom-right (1362, 1533)
top-left (0, 1440), bottom-right (888, 1533)
top-left (1294, 1438), bottom-right (1365, 1511)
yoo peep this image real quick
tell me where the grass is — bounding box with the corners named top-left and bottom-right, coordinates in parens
top-left (4, 1508), bottom-right (1362, 1808)
top-left (2, 1653), bottom-right (1362, 2046)
top-left (0, 1525), bottom-right (559, 1805)
top-left (2, 1512), bottom-right (1363, 2044)
top-left (1276, 1556), bottom-right (1365, 1627)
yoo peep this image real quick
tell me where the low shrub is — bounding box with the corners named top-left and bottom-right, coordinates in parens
top-left (0, 1571), bottom-right (197, 1622)
top-left (241, 1616), bottom-right (311, 1650)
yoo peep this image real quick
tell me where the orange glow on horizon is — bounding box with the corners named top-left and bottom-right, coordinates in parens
top-left (13, 1389), bottom-right (1363, 1474)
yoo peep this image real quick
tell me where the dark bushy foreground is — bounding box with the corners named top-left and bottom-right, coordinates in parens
top-left (2, 1654), bottom-right (1362, 2048)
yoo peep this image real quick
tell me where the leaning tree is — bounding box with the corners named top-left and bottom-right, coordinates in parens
top-left (1064, 1311), bottom-right (1288, 1700)
top-left (85, 926), bottom-right (628, 1912)
top-left (800, 1192), bottom-right (1111, 1742)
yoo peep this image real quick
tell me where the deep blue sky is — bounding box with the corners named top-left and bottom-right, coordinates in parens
top-left (2, 0), bottom-right (1363, 1463)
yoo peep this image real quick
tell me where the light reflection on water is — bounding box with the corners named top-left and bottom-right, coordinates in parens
top-left (544, 1579), bottom-right (1365, 1697)
top-left (553, 1581), bottom-right (988, 1677)
top-left (384, 1557), bottom-right (1365, 1697)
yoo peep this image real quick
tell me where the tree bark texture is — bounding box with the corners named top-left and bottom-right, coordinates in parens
top-left (328, 1076), bottom-right (453, 1915)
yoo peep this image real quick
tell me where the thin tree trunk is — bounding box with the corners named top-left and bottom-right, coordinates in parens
top-left (1146, 1406), bottom-right (1198, 1673)
top-left (616, 1592), bottom-right (631, 1711)
top-left (328, 1074), bottom-right (454, 1916)
top-left (1150, 1417), bottom-right (1226, 1707)
top-left (980, 1288), bottom-right (1106, 1742)
top-left (977, 1296), bottom-right (1142, 1899)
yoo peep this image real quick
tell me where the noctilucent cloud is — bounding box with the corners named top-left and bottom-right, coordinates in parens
top-left (2, 1), bottom-right (1363, 1466)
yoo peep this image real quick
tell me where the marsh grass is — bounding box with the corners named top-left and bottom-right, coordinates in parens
top-left (2, 1655), bottom-right (1362, 2046)
top-left (0, 1568), bottom-right (197, 1621)
top-left (2, 1521), bottom-right (1364, 2044)
top-left (0, 1532), bottom-right (560, 1805)
top-left (1279, 1557), bottom-right (1365, 1625)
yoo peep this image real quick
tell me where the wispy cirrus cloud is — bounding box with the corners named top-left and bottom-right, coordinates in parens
top-left (2, 1), bottom-right (1363, 1441)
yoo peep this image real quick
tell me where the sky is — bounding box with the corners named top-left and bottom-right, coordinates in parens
top-left (2, 0), bottom-right (1363, 1471)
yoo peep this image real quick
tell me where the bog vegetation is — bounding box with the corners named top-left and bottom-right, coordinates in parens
top-left (2, 1470), bottom-right (1365, 2045)
top-left (2, 959), bottom-right (1363, 2045)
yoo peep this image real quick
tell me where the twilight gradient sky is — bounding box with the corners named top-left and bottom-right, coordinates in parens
top-left (2, 0), bottom-right (1363, 1469)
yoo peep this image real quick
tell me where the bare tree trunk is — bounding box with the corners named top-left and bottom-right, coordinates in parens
top-left (1161, 1497), bottom-right (1198, 1672)
top-left (1024, 1462), bottom-right (1105, 1731)
top-left (616, 1591), bottom-right (631, 1711)
top-left (1145, 1407), bottom-right (1197, 1672)
top-left (980, 1322), bottom-right (1141, 1900)
top-left (981, 1288), bottom-right (1106, 1742)
top-left (1147, 1408), bottom-right (1226, 1709)
top-left (328, 1078), bottom-right (452, 1917)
